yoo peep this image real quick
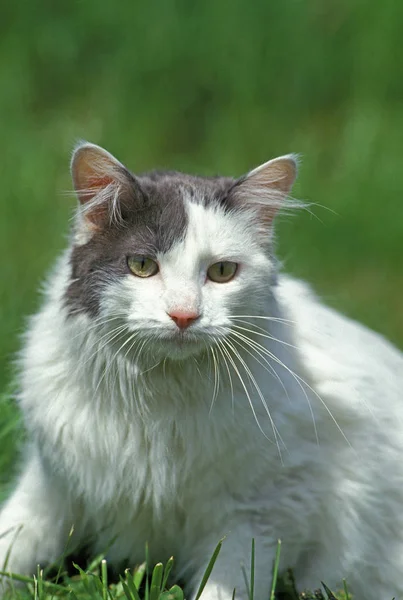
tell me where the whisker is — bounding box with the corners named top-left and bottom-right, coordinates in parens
top-left (208, 346), bottom-right (220, 415)
top-left (229, 319), bottom-right (270, 335)
top-left (230, 324), bottom-right (299, 350)
top-left (223, 338), bottom-right (287, 460)
top-left (94, 331), bottom-right (139, 397)
top-left (68, 314), bottom-right (127, 342)
top-left (140, 359), bottom-right (162, 376)
top-left (231, 330), bottom-right (351, 447)
top-left (229, 330), bottom-right (319, 446)
top-left (215, 339), bottom-right (235, 415)
top-left (192, 355), bottom-right (205, 383)
top-left (80, 324), bottom-right (129, 370)
top-left (226, 331), bottom-right (292, 407)
top-left (122, 336), bottom-right (150, 411)
top-left (230, 315), bottom-right (296, 325)
top-left (218, 340), bottom-right (276, 449)
top-left (132, 338), bottom-right (150, 366)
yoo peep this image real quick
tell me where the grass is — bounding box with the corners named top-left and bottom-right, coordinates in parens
top-left (0, 539), bottom-right (353, 600)
top-left (1, 0), bottom-right (402, 597)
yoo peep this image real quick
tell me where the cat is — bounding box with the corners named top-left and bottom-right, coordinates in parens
top-left (0, 141), bottom-right (403, 600)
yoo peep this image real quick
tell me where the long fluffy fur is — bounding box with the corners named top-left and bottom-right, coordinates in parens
top-left (1, 158), bottom-right (403, 600)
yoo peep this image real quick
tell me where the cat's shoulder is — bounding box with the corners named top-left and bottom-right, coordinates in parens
top-left (275, 274), bottom-right (403, 390)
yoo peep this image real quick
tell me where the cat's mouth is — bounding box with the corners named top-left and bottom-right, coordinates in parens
top-left (120, 324), bottom-right (224, 362)
top-left (147, 328), bottom-right (220, 360)
top-left (158, 331), bottom-right (209, 358)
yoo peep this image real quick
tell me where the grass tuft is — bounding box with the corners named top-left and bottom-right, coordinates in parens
top-left (0, 547), bottom-right (357, 600)
top-left (270, 539), bottom-right (282, 600)
top-left (194, 537), bottom-right (224, 600)
top-left (250, 538), bottom-right (255, 600)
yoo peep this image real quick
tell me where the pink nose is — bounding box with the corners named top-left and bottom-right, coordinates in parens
top-left (168, 310), bottom-right (199, 330)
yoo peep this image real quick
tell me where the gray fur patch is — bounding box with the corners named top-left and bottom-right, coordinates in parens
top-left (65, 170), bottom-right (236, 316)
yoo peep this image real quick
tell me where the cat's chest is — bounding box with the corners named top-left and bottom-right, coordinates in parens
top-left (43, 395), bottom-right (236, 513)
top-left (54, 407), bottom-right (185, 507)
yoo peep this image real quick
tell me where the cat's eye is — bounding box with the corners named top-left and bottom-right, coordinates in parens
top-left (127, 256), bottom-right (159, 278)
top-left (207, 261), bottom-right (238, 283)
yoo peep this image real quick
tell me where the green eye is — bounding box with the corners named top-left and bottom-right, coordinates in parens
top-left (127, 256), bottom-right (159, 278)
top-left (207, 261), bottom-right (238, 283)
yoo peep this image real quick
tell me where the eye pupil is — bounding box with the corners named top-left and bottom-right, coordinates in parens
top-left (207, 261), bottom-right (237, 283)
top-left (127, 256), bottom-right (159, 278)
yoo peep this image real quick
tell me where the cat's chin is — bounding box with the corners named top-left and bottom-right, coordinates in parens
top-left (153, 337), bottom-right (206, 361)
top-left (139, 330), bottom-right (214, 361)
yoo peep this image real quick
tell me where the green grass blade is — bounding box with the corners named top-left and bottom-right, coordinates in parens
top-left (120, 577), bottom-right (139, 600)
top-left (37, 566), bottom-right (44, 600)
top-left (102, 559), bottom-right (108, 600)
top-left (194, 537), bottom-right (224, 600)
top-left (46, 525), bottom-right (75, 592)
top-left (145, 543), bottom-right (150, 600)
top-left (72, 562), bottom-right (92, 594)
top-left (2, 525), bottom-right (23, 572)
top-left (123, 571), bottom-right (142, 600)
top-left (86, 551), bottom-right (106, 573)
top-left (241, 564), bottom-right (250, 599)
top-left (0, 571), bottom-right (66, 592)
top-left (161, 557), bottom-right (174, 591)
top-left (33, 574), bottom-right (38, 600)
top-left (250, 538), bottom-right (255, 600)
top-left (269, 539), bottom-right (281, 600)
top-left (72, 563), bottom-right (87, 578)
top-left (167, 584), bottom-right (184, 600)
top-left (150, 562), bottom-right (164, 600)
top-left (133, 562), bottom-right (146, 591)
top-left (89, 572), bottom-right (104, 596)
top-left (321, 581), bottom-right (338, 599)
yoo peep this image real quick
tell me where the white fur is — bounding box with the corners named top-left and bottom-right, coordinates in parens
top-left (1, 197), bottom-right (403, 600)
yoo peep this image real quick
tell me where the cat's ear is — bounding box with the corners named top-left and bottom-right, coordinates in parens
top-left (230, 154), bottom-right (298, 226)
top-left (71, 142), bottom-right (140, 232)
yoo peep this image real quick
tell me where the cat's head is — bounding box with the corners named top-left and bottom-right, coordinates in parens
top-left (66, 142), bottom-right (297, 361)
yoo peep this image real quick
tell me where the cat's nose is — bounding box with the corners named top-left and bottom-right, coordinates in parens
top-left (168, 310), bottom-right (200, 330)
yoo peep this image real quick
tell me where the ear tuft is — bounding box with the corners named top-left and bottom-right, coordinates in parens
top-left (70, 142), bottom-right (135, 230)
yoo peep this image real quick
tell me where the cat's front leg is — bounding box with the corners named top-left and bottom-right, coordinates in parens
top-left (0, 451), bottom-right (77, 588)
top-left (188, 529), bottom-right (277, 600)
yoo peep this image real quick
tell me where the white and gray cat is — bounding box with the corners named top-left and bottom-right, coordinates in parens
top-left (1, 142), bottom-right (403, 599)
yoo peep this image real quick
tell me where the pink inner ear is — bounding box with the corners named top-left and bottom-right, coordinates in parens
top-left (248, 158), bottom-right (297, 195)
top-left (231, 156), bottom-right (297, 231)
top-left (72, 145), bottom-right (119, 203)
top-left (89, 175), bottom-right (114, 190)
top-left (77, 175), bottom-right (114, 203)
top-left (71, 143), bottom-right (131, 230)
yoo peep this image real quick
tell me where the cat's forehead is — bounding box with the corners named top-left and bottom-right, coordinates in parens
top-left (139, 170), bottom-right (235, 207)
top-left (161, 198), bottom-right (256, 276)
top-left (116, 171), bottom-right (236, 254)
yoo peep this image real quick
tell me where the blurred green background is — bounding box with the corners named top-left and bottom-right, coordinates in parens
top-left (0, 0), bottom-right (402, 483)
